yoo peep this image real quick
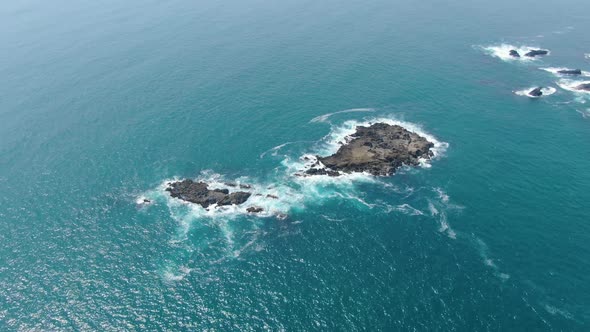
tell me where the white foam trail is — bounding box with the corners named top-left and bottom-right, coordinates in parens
top-left (163, 265), bottom-right (192, 282)
top-left (544, 304), bottom-right (574, 320)
top-left (585, 53), bottom-right (590, 60)
top-left (434, 187), bottom-right (449, 203)
top-left (389, 204), bottom-right (424, 216)
top-left (556, 79), bottom-right (590, 95)
top-left (310, 108), bottom-right (375, 123)
top-left (576, 109), bottom-right (590, 118)
top-left (481, 44), bottom-right (549, 62)
top-left (438, 212), bottom-right (456, 239)
top-left (474, 237), bottom-right (510, 281)
top-left (259, 141), bottom-right (312, 159)
top-left (514, 87), bottom-right (557, 98)
top-left (540, 67), bottom-right (590, 77)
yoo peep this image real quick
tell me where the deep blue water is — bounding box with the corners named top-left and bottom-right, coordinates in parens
top-left (2, 0), bottom-right (590, 330)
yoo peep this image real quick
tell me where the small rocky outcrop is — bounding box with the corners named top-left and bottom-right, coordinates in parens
top-left (166, 179), bottom-right (251, 208)
top-left (247, 206), bottom-right (264, 213)
top-left (575, 83), bottom-right (590, 91)
top-left (305, 123), bottom-right (434, 177)
top-left (509, 50), bottom-right (520, 58)
top-left (528, 87), bottom-right (543, 97)
top-left (557, 69), bottom-right (582, 75)
top-left (524, 49), bottom-right (549, 57)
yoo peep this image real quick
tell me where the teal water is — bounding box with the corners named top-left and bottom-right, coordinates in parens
top-left (2, 0), bottom-right (590, 330)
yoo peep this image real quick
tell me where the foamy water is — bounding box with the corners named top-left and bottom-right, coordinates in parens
top-left (514, 87), bottom-right (557, 98)
top-left (140, 116), bottom-right (450, 270)
top-left (556, 79), bottom-right (590, 95)
top-left (482, 44), bottom-right (549, 62)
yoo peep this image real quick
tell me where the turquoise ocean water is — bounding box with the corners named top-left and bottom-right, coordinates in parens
top-left (2, 0), bottom-right (590, 330)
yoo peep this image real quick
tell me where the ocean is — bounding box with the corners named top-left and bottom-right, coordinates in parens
top-left (1, 0), bottom-right (590, 330)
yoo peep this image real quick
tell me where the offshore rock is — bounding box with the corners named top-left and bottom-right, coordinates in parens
top-left (305, 123), bottom-right (434, 176)
top-left (524, 49), bottom-right (548, 57)
top-left (557, 69), bottom-right (582, 75)
top-left (509, 50), bottom-right (520, 57)
top-left (166, 179), bottom-right (251, 208)
top-left (575, 83), bottom-right (590, 91)
top-left (528, 87), bottom-right (543, 97)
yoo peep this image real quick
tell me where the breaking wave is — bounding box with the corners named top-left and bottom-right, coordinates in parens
top-left (556, 79), bottom-right (590, 94)
top-left (481, 44), bottom-right (549, 62)
top-left (514, 87), bottom-right (557, 98)
top-left (310, 108), bottom-right (375, 123)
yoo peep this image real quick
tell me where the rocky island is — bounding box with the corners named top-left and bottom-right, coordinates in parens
top-left (304, 123), bottom-right (434, 177)
top-left (166, 180), bottom-right (251, 208)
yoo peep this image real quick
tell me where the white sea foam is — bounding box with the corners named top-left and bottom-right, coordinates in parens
top-left (544, 304), bottom-right (574, 320)
top-left (586, 53), bottom-right (590, 60)
top-left (388, 204), bottom-right (424, 216)
top-left (514, 87), bottom-right (557, 98)
top-left (482, 44), bottom-right (549, 62)
top-left (162, 265), bottom-right (192, 282)
top-left (576, 109), bottom-right (590, 118)
top-left (474, 237), bottom-right (510, 281)
top-left (540, 67), bottom-right (590, 77)
top-left (556, 79), bottom-right (590, 94)
top-left (310, 108), bottom-right (375, 123)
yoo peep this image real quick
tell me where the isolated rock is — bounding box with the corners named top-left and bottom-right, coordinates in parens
top-left (305, 123), bottom-right (434, 176)
top-left (509, 50), bottom-right (520, 58)
top-left (166, 180), bottom-right (251, 207)
top-left (557, 69), bottom-right (582, 75)
top-left (575, 83), bottom-right (590, 91)
top-left (524, 49), bottom-right (548, 57)
top-left (528, 87), bottom-right (543, 97)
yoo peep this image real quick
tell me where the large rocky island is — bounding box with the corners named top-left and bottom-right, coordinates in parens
top-left (305, 123), bottom-right (434, 176)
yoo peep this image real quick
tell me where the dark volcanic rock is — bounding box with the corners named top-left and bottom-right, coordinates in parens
top-left (166, 179), bottom-right (251, 208)
top-left (509, 50), bottom-right (520, 58)
top-left (305, 123), bottom-right (434, 177)
top-left (524, 49), bottom-right (548, 57)
top-left (304, 168), bottom-right (340, 177)
top-left (528, 87), bottom-right (543, 97)
top-left (247, 206), bottom-right (264, 213)
top-left (557, 69), bottom-right (582, 75)
top-left (575, 83), bottom-right (590, 91)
